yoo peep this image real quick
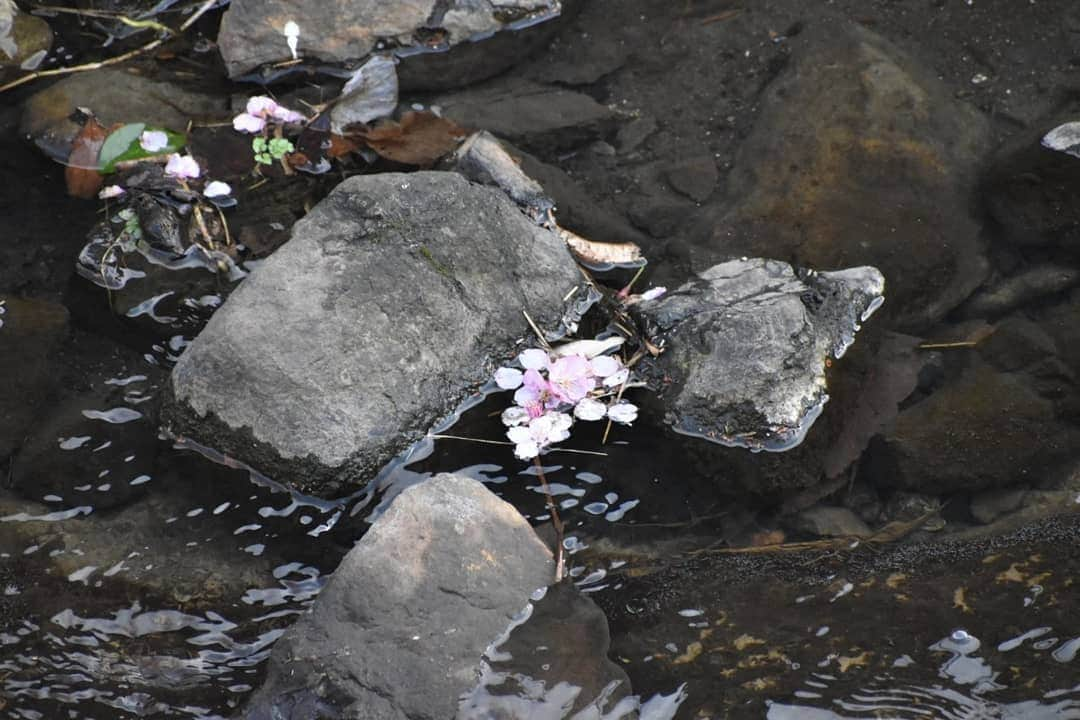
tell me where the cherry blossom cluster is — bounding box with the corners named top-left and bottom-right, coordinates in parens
top-left (494, 348), bottom-right (638, 460)
top-left (232, 96), bottom-right (306, 134)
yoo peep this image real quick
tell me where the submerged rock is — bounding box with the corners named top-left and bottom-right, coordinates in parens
top-left (432, 77), bottom-right (620, 155)
top-left (0, 0), bottom-right (52, 69)
top-left (163, 171), bottom-right (583, 495)
top-left (217, 0), bottom-right (560, 80)
top-left (870, 360), bottom-right (1080, 495)
top-left (636, 258), bottom-right (884, 452)
top-left (20, 69), bottom-right (224, 162)
top-left (242, 473), bottom-right (554, 720)
top-left (694, 22), bottom-right (990, 332)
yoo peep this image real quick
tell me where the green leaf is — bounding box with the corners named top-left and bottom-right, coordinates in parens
top-left (98, 124), bottom-right (186, 173)
top-left (268, 137), bottom-right (294, 160)
top-left (252, 137), bottom-right (268, 153)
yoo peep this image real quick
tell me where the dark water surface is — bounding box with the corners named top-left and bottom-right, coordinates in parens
top-left (3, 3), bottom-right (1080, 719)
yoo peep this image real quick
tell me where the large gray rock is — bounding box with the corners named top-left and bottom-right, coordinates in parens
top-left (163, 172), bottom-right (583, 496)
top-left (242, 473), bottom-right (554, 720)
top-left (637, 259), bottom-right (883, 452)
top-left (693, 22), bottom-right (990, 332)
top-left (217, 0), bottom-right (558, 79)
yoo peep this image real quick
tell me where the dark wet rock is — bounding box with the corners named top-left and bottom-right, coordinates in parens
top-left (957, 263), bottom-right (1080, 319)
top-left (10, 377), bottom-right (159, 512)
top-left (218, 0), bottom-right (560, 80)
top-left (1035, 289), bottom-right (1080, 383)
top-left (164, 172), bottom-right (583, 496)
top-left (242, 473), bottom-right (554, 720)
top-left (20, 69), bottom-right (225, 160)
top-left (870, 360), bottom-right (1080, 495)
top-left (844, 482), bottom-right (883, 525)
top-left (983, 123), bottom-right (1080, 251)
top-left (513, 147), bottom-right (651, 247)
top-left (0, 1), bottom-right (52, 69)
top-left (459, 580), bottom-right (635, 717)
top-left (524, 23), bottom-right (629, 86)
top-left (636, 258), bottom-right (884, 452)
top-left (693, 22), bottom-right (990, 332)
top-left (627, 194), bottom-right (695, 239)
top-left (447, 131), bottom-right (553, 221)
top-left (977, 316), bottom-right (1058, 372)
top-left (615, 116), bottom-right (657, 154)
top-left (792, 505), bottom-right (871, 539)
top-left (0, 296), bottom-right (68, 461)
top-left (665, 155), bottom-right (718, 203)
top-left (432, 78), bottom-right (620, 155)
top-left (879, 491), bottom-right (944, 530)
top-left (970, 487), bottom-right (1028, 525)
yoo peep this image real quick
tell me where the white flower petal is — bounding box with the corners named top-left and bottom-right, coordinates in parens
top-left (573, 397), bottom-right (607, 421)
top-left (203, 180), bottom-right (232, 198)
top-left (607, 402), bottom-right (638, 425)
top-left (603, 368), bottom-right (630, 387)
top-left (506, 426), bottom-right (532, 445)
top-left (494, 367), bottom-right (523, 390)
top-left (640, 286), bottom-right (667, 301)
top-left (501, 406), bottom-right (530, 427)
top-left (98, 185), bottom-right (125, 199)
top-left (232, 113), bottom-right (265, 133)
top-left (519, 348), bottom-right (549, 370)
top-left (589, 355), bottom-right (620, 378)
top-left (164, 154), bottom-right (200, 179)
top-left (513, 440), bottom-right (540, 460)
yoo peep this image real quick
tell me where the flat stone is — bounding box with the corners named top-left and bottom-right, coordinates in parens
top-left (432, 78), bottom-right (619, 155)
top-left (241, 473), bottom-right (554, 720)
top-left (665, 156), bottom-right (718, 203)
top-left (163, 172), bottom-right (583, 496)
top-left (793, 506), bottom-right (872, 539)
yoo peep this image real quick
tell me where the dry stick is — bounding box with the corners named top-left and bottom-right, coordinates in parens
top-left (532, 457), bottom-right (566, 580)
top-left (0, 0), bottom-right (220, 94)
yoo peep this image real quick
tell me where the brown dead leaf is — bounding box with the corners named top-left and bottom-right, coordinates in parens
top-left (560, 227), bottom-right (644, 268)
top-left (327, 133), bottom-right (360, 159)
top-left (360, 111), bottom-right (467, 166)
top-left (65, 117), bottom-right (107, 199)
top-left (749, 530), bottom-right (786, 547)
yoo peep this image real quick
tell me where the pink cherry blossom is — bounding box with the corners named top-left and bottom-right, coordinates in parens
top-left (139, 130), bottom-right (168, 152)
top-left (246, 96), bottom-right (278, 116)
top-left (501, 406), bottom-right (530, 427)
top-left (164, 153), bottom-right (200, 179)
top-left (602, 367), bottom-right (630, 388)
top-left (494, 367), bottom-right (523, 390)
top-left (271, 105), bottom-right (306, 124)
top-left (232, 113), bottom-right (266, 133)
top-left (513, 369), bottom-right (551, 418)
top-left (547, 355), bottom-right (594, 404)
top-left (518, 348), bottom-right (549, 370)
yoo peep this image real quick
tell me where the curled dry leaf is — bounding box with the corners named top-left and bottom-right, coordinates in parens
top-left (65, 117), bottom-right (108, 199)
top-left (360, 111), bottom-right (467, 166)
top-left (560, 227), bottom-right (645, 269)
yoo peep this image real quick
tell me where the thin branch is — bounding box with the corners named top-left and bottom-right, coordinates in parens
top-left (533, 457), bottom-right (565, 580)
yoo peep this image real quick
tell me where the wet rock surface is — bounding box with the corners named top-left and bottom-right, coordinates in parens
top-left (217, 0), bottom-right (560, 80)
top-left (164, 171), bottom-right (583, 495)
top-left (637, 258), bottom-right (883, 452)
top-left (870, 360), bottom-right (1080, 495)
top-left (242, 473), bottom-right (554, 720)
top-left (0, 0), bottom-right (52, 69)
top-left (692, 22), bottom-right (990, 333)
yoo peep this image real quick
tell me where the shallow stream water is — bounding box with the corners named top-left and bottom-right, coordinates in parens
top-left (4, 3), bottom-right (1080, 718)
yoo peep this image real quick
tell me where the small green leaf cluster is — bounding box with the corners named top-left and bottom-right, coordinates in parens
top-left (252, 137), bottom-right (295, 165)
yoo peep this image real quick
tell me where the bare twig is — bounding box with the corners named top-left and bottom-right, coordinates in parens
top-left (917, 341), bottom-right (978, 350)
top-left (522, 310), bottom-right (553, 352)
top-left (533, 457), bottom-right (565, 580)
top-left (0, 0), bottom-right (220, 94)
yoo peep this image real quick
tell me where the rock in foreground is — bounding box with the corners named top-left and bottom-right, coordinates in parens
top-left (163, 172), bottom-right (582, 496)
top-left (242, 473), bottom-right (554, 720)
top-left (638, 258), bottom-right (884, 451)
